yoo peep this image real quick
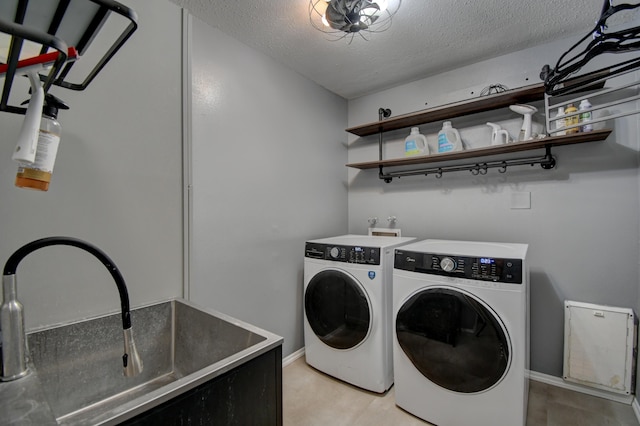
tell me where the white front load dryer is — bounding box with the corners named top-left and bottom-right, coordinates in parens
top-left (303, 235), bottom-right (415, 393)
top-left (392, 239), bottom-right (529, 426)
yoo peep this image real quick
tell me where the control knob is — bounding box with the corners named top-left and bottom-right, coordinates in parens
top-left (440, 257), bottom-right (456, 272)
top-left (330, 247), bottom-right (340, 259)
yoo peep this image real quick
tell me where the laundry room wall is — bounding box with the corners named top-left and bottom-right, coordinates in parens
top-left (0, 0), bottom-right (184, 329)
top-left (347, 34), bottom-right (640, 377)
top-left (187, 16), bottom-right (348, 358)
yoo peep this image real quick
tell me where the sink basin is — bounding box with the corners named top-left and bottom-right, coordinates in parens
top-left (0, 298), bottom-right (283, 425)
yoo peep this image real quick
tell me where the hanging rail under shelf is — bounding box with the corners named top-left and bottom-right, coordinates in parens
top-left (347, 130), bottom-right (611, 169)
top-left (377, 148), bottom-right (557, 182)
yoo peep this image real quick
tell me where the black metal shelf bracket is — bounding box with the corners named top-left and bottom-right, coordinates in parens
top-left (378, 144), bottom-right (557, 183)
top-left (0, 0), bottom-right (138, 115)
top-left (378, 107), bottom-right (392, 182)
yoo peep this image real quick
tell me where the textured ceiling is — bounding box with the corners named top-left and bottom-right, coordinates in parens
top-left (170, 0), bottom-right (636, 99)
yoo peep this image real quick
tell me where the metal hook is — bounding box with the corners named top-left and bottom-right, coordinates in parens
top-left (498, 162), bottom-right (508, 173)
top-left (435, 169), bottom-right (443, 179)
top-left (470, 166), bottom-right (480, 176)
top-left (479, 164), bottom-right (488, 175)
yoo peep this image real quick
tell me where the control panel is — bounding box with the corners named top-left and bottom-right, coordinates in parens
top-left (394, 249), bottom-right (523, 284)
top-left (305, 242), bottom-right (381, 265)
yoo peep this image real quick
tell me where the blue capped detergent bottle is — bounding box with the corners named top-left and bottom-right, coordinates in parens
top-left (437, 121), bottom-right (463, 153)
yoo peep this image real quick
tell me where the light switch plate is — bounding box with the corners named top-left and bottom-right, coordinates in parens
top-left (510, 192), bottom-right (531, 209)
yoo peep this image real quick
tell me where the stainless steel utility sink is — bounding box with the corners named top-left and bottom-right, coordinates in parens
top-left (0, 298), bottom-right (283, 425)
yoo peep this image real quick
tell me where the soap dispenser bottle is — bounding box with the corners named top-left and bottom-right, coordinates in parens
top-left (437, 121), bottom-right (462, 153)
top-left (15, 94), bottom-right (69, 191)
top-left (404, 127), bottom-right (428, 156)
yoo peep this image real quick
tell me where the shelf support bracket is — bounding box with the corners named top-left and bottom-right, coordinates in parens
top-left (378, 107), bottom-right (392, 182)
top-left (541, 144), bottom-right (556, 170)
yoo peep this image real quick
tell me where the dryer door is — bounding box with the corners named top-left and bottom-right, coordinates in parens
top-left (305, 269), bottom-right (371, 350)
top-left (396, 287), bottom-right (510, 393)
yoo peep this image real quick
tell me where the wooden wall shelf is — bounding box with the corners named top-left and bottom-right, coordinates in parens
top-left (346, 129), bottom-right (612, 170)
top-left (346, 83), bottom-right (546, 137)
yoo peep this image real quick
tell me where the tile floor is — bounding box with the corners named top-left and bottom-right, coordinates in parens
top-left (282, 356), bottom-right (639, 426)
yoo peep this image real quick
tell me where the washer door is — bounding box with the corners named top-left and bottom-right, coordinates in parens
top-left (396, 287), bottom-right (510, 393)
top-left (305, 269), bottom-right (371, 350)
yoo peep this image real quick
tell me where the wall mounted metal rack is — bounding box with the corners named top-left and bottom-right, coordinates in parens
top-left (346, 82), bottom-right (612, 183)
top-left (0, 0), bottom-right (138, 115)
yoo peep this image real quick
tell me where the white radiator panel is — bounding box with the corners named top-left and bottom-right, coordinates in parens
top-left (563, 301), bottom-right (637, 395)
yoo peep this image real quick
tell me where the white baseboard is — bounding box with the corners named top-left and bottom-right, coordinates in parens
top-left (282, 347), bottom-right (305, 368)
top-left (529, 371), bottom-right (634, 405)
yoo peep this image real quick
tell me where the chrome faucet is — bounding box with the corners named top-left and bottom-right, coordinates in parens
top-left (0, 236), bottom-right (143, 381)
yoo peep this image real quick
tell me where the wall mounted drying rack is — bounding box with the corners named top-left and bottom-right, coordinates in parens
top-left (0, 0), bottom-right (138, 115)
top-left (545, 69), bottom-right (640, 137)
top-left (346, 82), bottom-right (613, 183)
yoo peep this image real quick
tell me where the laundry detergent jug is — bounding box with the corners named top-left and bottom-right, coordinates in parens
top-left (404, 127), bottom-right (428, 156)
top-left (437, 121), bottom-right (462, 153)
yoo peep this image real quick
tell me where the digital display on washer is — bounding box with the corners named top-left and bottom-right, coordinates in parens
top-left (394, 250), bottom-right (523, 284)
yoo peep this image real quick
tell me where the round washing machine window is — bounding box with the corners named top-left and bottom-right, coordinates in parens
top-left (305, 269), bottom-right (371, 350)
top-left (396, 287), bottom-right (510, 393)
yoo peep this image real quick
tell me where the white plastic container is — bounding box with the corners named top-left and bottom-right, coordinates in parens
top-left (437, 121), bottom-right (462, 153)
top-left (555, 106), bottom-right (566, 136)
top-left (579, 99), bottom-right (593, 132)
top-left (404, 127), bottom-right (428, 156)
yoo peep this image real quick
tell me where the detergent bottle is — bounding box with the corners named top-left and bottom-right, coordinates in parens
top-left (579, 99), bottom-right (593, 132)
top-left (404, 127), bottom-right (428, 156)
top-left (437, 121), bottom-right (462, 153)
top-left (555, 106), bottom-right (566, 136)
top-left (564, 103), bottom-right (579, 134)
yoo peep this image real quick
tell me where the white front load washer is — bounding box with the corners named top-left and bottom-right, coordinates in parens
top-left (304, 235), bottom-right (415, 393)
top-left (392, 239), bottom-right (529, 426)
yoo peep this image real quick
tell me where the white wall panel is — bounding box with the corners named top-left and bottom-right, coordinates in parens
top-left (189, 17), bottom-right (348, 357)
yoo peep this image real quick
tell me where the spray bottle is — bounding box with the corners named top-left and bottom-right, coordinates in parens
top-left (15, 94), bottom-right (69, 191)
top-left (11, 71), bottom-right (44, 164)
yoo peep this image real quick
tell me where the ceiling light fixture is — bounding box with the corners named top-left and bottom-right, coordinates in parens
top-left (309, 0), bottom-right (401, 42)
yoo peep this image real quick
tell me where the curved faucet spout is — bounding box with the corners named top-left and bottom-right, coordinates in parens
top-left (1, 237), bottom-right (143, 381)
